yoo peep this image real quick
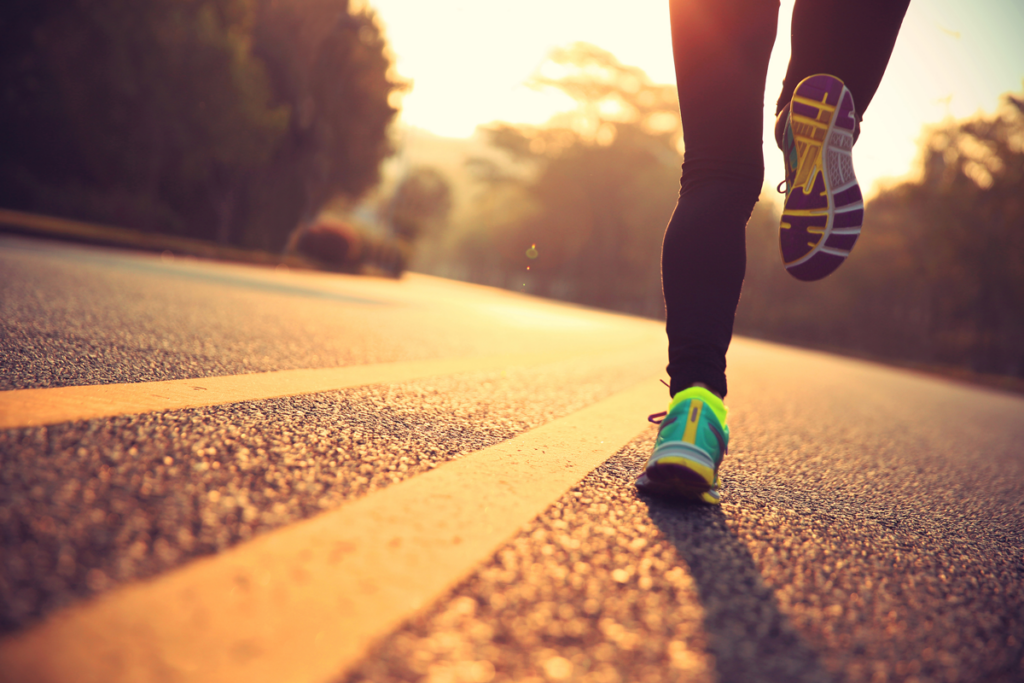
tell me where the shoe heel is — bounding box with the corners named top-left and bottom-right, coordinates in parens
top-left (636, 443), bottom-right (717, 500)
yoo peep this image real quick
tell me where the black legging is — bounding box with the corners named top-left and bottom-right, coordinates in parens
top-left (663, 0), bottom-right (910, 398)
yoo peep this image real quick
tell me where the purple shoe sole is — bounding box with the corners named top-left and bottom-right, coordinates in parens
top-left (780, 74), bottom-right (863, 282)
top-left (635, 462), bottom-right (711, 499)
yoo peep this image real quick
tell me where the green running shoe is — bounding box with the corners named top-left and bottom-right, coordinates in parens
top-left (635, 386), bottom-right (728, 504)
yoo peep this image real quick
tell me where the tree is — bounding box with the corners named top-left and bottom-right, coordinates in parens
top-left (233, 0), bottom-right (402, 250)
top-left (387, 167), bottom-right (452, 242)
top-left (458, 43), bottom-right (682, 316)
top-left (0, 0), bottom-right (286, 236)
top-left (900, 91), bottom-right (1024, 373)
top-left (0, 0), bottom-right (401, 250)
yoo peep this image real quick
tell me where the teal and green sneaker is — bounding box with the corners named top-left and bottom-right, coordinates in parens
top-left (635, 386), bottom-right (729, 504)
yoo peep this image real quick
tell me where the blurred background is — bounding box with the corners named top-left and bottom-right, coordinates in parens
top-left (1, 0), bottom-right (1022, 379)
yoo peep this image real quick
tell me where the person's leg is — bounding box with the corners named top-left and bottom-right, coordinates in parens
top-left (640, 0), bottom-right (779, 503)
top-left (777, 0), bottom-right (911, 119)
top-left (663, 0), bottom-right (780, 399)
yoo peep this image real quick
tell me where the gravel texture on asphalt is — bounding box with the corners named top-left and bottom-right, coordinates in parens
top-left (5, 237), bottom-right (1024, 683)
top-left (0, 351), bottom-right (660, 633)
top-left (1, 237), bottom-right (634, 390)
top-left (0, 241), bottom-right (402, 390)
top-left (343, 388), bottom-right (1024, 683)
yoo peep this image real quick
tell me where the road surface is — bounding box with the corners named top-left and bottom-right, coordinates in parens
top-left (1, 235), bottom-right (1022, 683)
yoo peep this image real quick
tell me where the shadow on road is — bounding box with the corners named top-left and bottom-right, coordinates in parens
top-left (639, 495), bottom-right (837, 683)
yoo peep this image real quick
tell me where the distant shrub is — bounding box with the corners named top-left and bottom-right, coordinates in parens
top-left (288, 219), bottom-right (363, 267)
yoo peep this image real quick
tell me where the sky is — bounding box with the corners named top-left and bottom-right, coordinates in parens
top-left (365, 0), bottom-right (1024, 198)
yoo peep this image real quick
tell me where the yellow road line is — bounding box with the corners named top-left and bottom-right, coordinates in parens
top-left (0, 376), bottom-right (665, 683)
top-left (0, 347), bottom-right (641, 430)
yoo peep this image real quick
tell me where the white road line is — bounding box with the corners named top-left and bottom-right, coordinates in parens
top-left (0, 347), bottom-right (643, 430)
top-left (0, 376), bottom-right (665, 683)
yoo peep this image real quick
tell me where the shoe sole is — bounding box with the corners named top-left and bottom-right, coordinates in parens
top-left (780, 74), bottom-right (862, 281)
top-left (635, 443), bottom-right (720, 504)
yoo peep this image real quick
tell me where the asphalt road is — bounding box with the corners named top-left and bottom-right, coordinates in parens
top-left (1, 234), bottom-right (1022, 683)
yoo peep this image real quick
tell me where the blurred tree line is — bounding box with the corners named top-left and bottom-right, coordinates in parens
top-left (428, 44), bottom-right (1022, 378)
top-left (0, 0), bottom-right (400, 250)
top-left (449, 43), bottom-right (682, 318)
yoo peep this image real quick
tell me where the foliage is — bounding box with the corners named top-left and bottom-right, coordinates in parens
top-left (387, 166), bottom-right (452, 242)
top-left (236, 0), bottom-right (402, 250)
top-left (0, 0), bottom-right (285, 234)
top-left (451, 44), bottom-right (681, 317)
top-left (0, 0), bottom-right (400, 249)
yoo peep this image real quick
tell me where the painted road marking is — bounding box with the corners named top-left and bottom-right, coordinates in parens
top-left (0, 346), bottom-right (653, 430)
top-left (0, 376), bottom-right (665, 683)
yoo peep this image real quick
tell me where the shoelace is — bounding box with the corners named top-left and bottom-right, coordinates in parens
top-left (649, 378), bottom-right (671, 423)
